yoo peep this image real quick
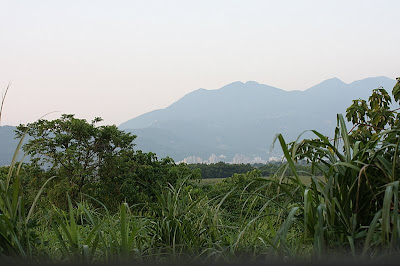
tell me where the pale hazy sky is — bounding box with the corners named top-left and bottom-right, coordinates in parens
top-left (1, 0), bottom-right (399, 126)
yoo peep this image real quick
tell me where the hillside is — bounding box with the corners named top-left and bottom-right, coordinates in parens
top-left (119, 76), bottom-right (397, 162)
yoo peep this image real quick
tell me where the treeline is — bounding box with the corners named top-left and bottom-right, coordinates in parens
top-left (186, 162), bottom-right (254, 179)
top-left (187, 161), bottom-right (319, 179)
top-left (8, 114), bottom-right (201, 212)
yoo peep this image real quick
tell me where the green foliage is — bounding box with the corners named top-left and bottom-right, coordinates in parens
top-left (148, 178), bottom-right (222, 260)
top-left (0, 87), bottom-right (54, 261)
top-left (188, 161), bottom-right (317, 179)
top-left (15, 114), bottom-right (201, 210)
top-left (275, 77), bottom-right (400, 258)
top-left (16, 114), bottom-right (136, 203)
top-left (50, 196), bottom-right (103, 262)
top-left (346, 79), bottom-right (400, 142)
top-left (187, 162), bottom-right (254, 179)
top-left (94, 152), bottom-right (201, 211)
top-left (393, 77), bottom-right (400, 102)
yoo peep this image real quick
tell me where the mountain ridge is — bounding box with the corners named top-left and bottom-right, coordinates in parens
top-left (119, 76), bottom-right (396, 162)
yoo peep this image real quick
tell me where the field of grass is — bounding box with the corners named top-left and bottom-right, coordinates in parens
top-left (1, 150), bottom-right (398, 265)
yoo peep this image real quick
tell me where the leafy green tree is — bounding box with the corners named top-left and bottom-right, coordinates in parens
top-left (15, 114), bottom-right (201, 210)
top-left (346, 77), bottom-right (400, 142)
top-left (95, 151), bottom-right (201, 210)
top-left (16, 114), bottom-right (137, 203)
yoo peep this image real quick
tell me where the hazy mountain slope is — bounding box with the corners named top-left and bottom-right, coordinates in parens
top-left (120, 76), bottom-right (396, 161)
top-left (0, 126), bottom-right (25, 165)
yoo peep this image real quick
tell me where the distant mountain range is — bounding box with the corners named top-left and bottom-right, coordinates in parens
top-left (0, 76), bottom-right (396, 166)
top-left (119, 76), bottom-right (397, 162)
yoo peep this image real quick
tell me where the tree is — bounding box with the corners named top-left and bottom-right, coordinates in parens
top-left (346, 77), bottom-right (400, 142)
top-left (16, 114), bottom-right (137, 201)
top-left (15, 114), bottom-right (201, 210)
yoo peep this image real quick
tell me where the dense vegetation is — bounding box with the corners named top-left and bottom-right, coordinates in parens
top-left (1, 77), bottom-right (400, 264)
top-left (187, 161), bottom-right (318, 179)
top-left (187, 162), bottom-right (254, 179)
top-left (13, 115), bottom-right (200, 211)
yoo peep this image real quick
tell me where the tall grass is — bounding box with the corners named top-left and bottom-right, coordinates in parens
top-left (0, 84), bottom-right (54, 260)
top-left (274, 113), bottom-right (400, 259)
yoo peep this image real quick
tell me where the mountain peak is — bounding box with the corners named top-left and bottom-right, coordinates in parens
top-left (305, 77), bottom-right (346, 92)
top-left (244, 81), bottom-right (260, 86)
top-left (219, 81), bottom-right (244, 89)
top-left (318, 77), bottom-right (346, 85)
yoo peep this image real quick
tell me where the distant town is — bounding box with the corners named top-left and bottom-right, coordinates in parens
top-left (177, 153), bottom-right (283, 165)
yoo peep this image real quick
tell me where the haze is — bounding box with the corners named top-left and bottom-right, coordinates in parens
top-left (1, 0), bottom-right (399, 126)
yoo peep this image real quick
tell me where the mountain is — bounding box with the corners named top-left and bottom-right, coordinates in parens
top-left (119, 76), bottom-right (397, 162)
top-left (0, 125), bottom-right (25, 166)
top-left (0, 76), bottom-right (396, 166)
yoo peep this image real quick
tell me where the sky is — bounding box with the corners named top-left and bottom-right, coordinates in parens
top-left (1, 0), bottom-right (399, 126)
